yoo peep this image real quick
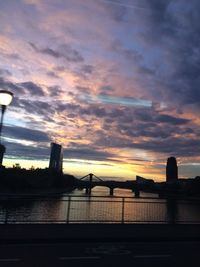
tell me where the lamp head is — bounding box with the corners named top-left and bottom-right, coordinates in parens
top-left (0, 90), bottom-right (13, 106)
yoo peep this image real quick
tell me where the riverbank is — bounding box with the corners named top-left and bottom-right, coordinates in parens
top-left (0, 187), bottom-right (75, 197)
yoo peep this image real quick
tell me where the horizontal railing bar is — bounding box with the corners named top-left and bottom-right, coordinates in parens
top-left (0, 195), bottom-right (199, 203)
top-left (1, 199), bottom-right (198, 205)
top-left (0, 194), bottom-right (200, 200)
top-left (1, 220), bottom-right (199, 223)
top-left (1, 195), bottom-right (199, 200)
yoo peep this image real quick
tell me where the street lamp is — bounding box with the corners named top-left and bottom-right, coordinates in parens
top-left (0, 90), bottom-right (13, 165)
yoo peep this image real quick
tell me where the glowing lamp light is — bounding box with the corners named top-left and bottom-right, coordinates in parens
top-left (0, 90), bottom-right (14, 152)
top-left (0, 90), bottom-right (13, 106)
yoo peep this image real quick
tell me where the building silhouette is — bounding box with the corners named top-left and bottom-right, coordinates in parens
top-left (49, 143), bottom-right (63, 173)
top-left (0, 144), bottom-right (5, 166)
top-left (166, 157), bottom-right (178, 182)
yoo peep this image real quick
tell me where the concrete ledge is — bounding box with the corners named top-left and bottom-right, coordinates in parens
top-left (0, 224), bottom-right (200, 243)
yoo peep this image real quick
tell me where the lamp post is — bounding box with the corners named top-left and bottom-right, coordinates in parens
top-left (0, 90), bottom-right (13, 165)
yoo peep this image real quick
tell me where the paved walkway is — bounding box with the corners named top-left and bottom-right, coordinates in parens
top-left (0, 224), bottom-right (199, 267)
top-left (0, 223), bottom-right (199, 241)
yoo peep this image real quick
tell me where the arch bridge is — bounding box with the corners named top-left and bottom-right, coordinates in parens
top-left (77, 173), bottom-right (140, 197)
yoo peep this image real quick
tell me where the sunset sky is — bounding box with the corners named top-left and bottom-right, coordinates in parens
top-left (0, 0), bottom-right (200, 181)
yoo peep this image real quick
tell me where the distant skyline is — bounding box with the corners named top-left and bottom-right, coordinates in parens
top-left (0, 0), bottom-right (200, 181)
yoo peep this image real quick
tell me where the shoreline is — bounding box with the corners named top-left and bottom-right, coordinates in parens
top-left (0, 190), bottom-right (199, 201)
top-left (0, 187), bottom-right (76, 197)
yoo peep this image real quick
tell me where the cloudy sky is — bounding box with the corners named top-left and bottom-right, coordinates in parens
top-left (0, 0), bottom-right (200, 181)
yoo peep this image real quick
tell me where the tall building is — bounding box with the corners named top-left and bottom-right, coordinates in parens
top-left (166, 157), bottom-right (178, 182)
top-left (0, 144), bottom-right (5, 166)
top-left (49, 143), bottom-right (63, 173)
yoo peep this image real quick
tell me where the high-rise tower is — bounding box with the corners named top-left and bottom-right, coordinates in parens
top-left (166, 157), bottom-right (178, 182)
top-left (0, 144), bottom-right (5, 166)
top-left (49, 143), bottom-right (63, 173)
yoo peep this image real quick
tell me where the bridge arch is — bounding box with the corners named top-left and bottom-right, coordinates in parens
top-left (78, 174), bottom-right (140, 197)
top-left (91, 185), bottom-right (112, 195)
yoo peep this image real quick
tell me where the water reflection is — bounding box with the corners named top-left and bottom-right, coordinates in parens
top-left (0, 197), bottom-right (65, 223)
top-left (0, 187), bottom-right (199, 223)
top-left (166, 198), bottom-right (178, 224)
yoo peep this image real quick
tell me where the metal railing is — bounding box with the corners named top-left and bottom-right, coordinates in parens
top-left (0, 195), bottom-right (200, 224)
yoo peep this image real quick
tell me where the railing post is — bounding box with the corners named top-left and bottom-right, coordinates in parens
top-left (5, 209), bottom-right (8, 224)
top-left (121, 197), bottom-right (125, 224)
top-left (66, 196), bottom-right (71, 223)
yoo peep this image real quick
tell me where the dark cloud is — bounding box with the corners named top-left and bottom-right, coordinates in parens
top-left (105, 1), bottom-right (127, 22)
top-left (4, 125), bottom-right (50, 142)
top-left (41, 47), bottom-right (61, 58)
top-left (112, 40), bottom-right (143, 62)
top-left (145, 0), bottom-right (176, 39)
top-left (147, 0), bottom-right (172, 22)
top-left (0, 78), bottom-right (45, 97)
top-left (138, 0), bottom-right (200, 108)
top-left (73, 64), bottom-right (94, 80)
top-left (80, 64), bottom-right (94, 74)
top-left (62, 158), bottom-right (114, 167)
top-left (109, 108), bottom-right (125, 118)
top-left (132, 137), bottom-right (200, 157)
top-left (29, 42), bottom-right (84, 62)
top-left (93, 129), bottom-right (200, 158)
top-left (64, 147), bottom-right (114, 161)
top-left (99, 85), bottom-right (114, 94)
top-left (46, 71), bottom-right (60, 79)
top-left (4, 141), bottom-right (50, 161)
top-left (13, 98), bottom-right (55, 122)
top-left (0, 77), bottom-right (25, 95)
top-left (53, 66), bottom-right (67, 72)
top-left (135, 108), bottom-right (184, 125)
top-left (76, 86), bottom-right (91, 94)
top-left (108, 107), bottom-right (190, 126)
top-left (1, 0), bottom-right (199, 171)
top-left (80, 106), bottom-right (107, 118)
top-left (67, 113), bottom-right (76, 119)
top-left (48, 85), bottom-right (63, 97)
top-left (89, 106), bottom-right (193, 154)
top-left (0, 51), bottom-right (21, 60)
top-left (19, 81), bottom-right (45, 96)
top-left (137, 65), bottom-right (155, 76)
top-left (4, 141), bottom-right (114, 163)
top-left (0, 68), bottom-right (12, 77)
top-left (56, 101), bottom-right (108, 119)
top-left (56, 102), bottom-right (81, 113)
top-left (60, 44), bottom-right (84, 63)
top-left (111, 40), bottom-right (155, 80)
top-left (155, 114), bottom-right (189, 125)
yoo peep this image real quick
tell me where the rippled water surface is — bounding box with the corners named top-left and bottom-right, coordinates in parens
top-left (0, 187), bottom-right (199, 223)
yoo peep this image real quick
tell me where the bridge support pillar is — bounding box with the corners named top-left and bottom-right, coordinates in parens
top-left (110, 188), bottom-right (114, 196)
top-left (85, 187), bottom-right (92, 194)
top-left (134, 189), bottom-right (140, 198)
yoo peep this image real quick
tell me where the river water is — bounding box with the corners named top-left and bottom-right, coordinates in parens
top-left (0, 187), bottom-right (200, 223)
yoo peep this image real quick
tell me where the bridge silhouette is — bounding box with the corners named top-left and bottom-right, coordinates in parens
top-left (77, 173), bottom-right (140, 197)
